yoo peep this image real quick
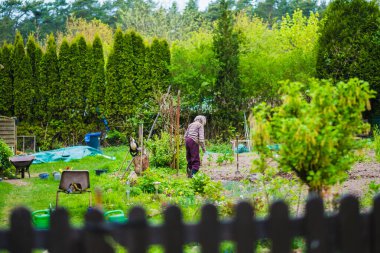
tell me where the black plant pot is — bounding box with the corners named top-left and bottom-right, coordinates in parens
top-left (95, 169), bottom-right (108, 176)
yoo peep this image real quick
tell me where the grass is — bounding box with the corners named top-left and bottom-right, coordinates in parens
top-left (0, 145), bottom-right (204, 228)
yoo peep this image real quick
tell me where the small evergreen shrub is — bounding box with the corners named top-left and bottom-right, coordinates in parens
top-left (0, 138), bottom-right (14, 177)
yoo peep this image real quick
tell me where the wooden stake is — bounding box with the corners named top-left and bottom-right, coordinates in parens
top-left (176, 90), bottom-right (181, 176)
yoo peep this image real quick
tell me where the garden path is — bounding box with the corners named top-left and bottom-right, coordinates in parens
top-left (201, 150), bottom-right (380, 197)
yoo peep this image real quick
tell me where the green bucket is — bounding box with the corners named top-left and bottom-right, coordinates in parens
top-left (104, 210), bottom-right (128, 223)
top-left (32, 209), bottom-right (50, 229)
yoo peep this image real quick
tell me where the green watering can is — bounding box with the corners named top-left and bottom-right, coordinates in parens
top-left (104, 210), bottom-right (128, 223)
top-left (32, 209), bottom-right (50, 229)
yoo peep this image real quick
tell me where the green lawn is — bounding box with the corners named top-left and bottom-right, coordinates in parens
top-left (0, 146), bottom-right (201, 228)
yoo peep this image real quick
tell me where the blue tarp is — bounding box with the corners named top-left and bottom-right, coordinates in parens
top-left (32, 146), bottom-right (114, 164)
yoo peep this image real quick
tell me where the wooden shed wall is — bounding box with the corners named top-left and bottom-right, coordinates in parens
top-left (0, 116), bottom-right (16, 154)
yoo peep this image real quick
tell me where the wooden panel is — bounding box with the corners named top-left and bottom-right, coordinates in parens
top-left (84, 208), bottom-right (114, 253)
top-left (305, 196), bottom-right (328, 253)
top-left (371, 195), bottom-right (380, 253)
top-left (233, 202), bottom-right (256, 253)
top-left (339, 195), bottom-right (361, 253)
top-left (48, 208), bottom-right (81, 253)
top-left (127, 207), bottom-right (148, 253)
top-left (268, 201), bottom-right (291, 253)
top-left (199, 204), bottom-right (219, 253)
top-left (164, 205), bottom-right (183, 253)
top-left (9, 207), bottom-right (34, 253)
top-left (0, 116), bottom-right (16, 154)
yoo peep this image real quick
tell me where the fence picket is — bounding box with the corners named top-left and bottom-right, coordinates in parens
top-left (127, 206), bottom-right (148, 253)
top-left (268, 201), bottom-right (291, 253)
top-left (164, 205), bottom-right (183, 253)
top-left (9, 207), bottom-right (34, 253)
top-left (48, 208), bottom-right (80, 253)
top-left (305, 196), bottom-right (327, 253)
top-left (199, 204), bottom-right (219, 253)
top-left (233, 202), bottom-right (255, 253)
top-left (339, 195), bottom-right (361, 253)
top-left (371, 195), bottom-right (380, 253)
top-left (84, 208), bottom-right (114, 253)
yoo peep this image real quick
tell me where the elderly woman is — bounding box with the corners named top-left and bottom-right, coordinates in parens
top-left (184, 115), bottom-right (207, 178)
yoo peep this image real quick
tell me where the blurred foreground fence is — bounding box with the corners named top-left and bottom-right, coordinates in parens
top-left (0, 195), bottom-right (380, 253)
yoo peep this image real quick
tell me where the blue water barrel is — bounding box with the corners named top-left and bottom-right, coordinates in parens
top-left (85, 132), bottom-right (101, 149)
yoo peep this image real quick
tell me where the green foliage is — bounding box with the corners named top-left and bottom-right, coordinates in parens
top-left (146, 132), bottom-right (174, 168)
top-left (146, 39), bottom-right (171, 94)
top-left (170, 30), bottom-right (218, 116)
top-left (39, 34), bottom-right (60, 123)
top-left (361, 180), bottom-right (380, 208)
top-left (237, 10), bottom-right (319, 104)
top-left (87, 35), bottom-right (106, 123)
top-left (105, 130), bottom-right (127, 146)
top-left (13, 31), bottom-right (33, 122)
top-left (0, 138), bottom-right (13, 176)
top-left (190, 172), bottom-right (211, 194)
top-left (0, 43), bottom-right (14, 116)
top-left (212, 0), bottom-right (242, 140)
top-left (316, 0), bottom-right (380, 96)
top-left (373, 127), bottom-right (380, 162)
top-left (252, 78), bottom-right (375, 193)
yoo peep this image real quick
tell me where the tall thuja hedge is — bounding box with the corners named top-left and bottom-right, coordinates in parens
top-left (212, 0), bottom-right (242, 140)
top-left (106, 28), bottom-right (135, 128)
top-left (316, 0), bottom-right (380, 95)
top-left (13, 31), bottom-right (33, 122)
top-left (146, 38), bottom-right (171, 93)
top-left (86, 35), bottom-right (106, 128)
top-left (0, 43), bottom-right (14, 116)
top-left (39, 35), bottom-right (61, 124)
top-left (130, 31), bottom-right (146, 100)
top-left (58, 39), bottom-right (75, 127)
top-left (75, 36), bottom-right (91, 120)
top-left (26, 35), bottom-right (42, 122)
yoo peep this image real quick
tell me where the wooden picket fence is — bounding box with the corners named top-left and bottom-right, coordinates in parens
top-left (0, 195), bottom-right (380, 253)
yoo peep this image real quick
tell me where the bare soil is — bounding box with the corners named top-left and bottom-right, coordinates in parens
top-left (201, 150), bottom-right (380, 196)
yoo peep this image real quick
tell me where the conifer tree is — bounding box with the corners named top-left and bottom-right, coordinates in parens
top-left (316, 0), bottom-right (380, 85)
top-left (0, 43), bottom-right (14, 116)
top-left (13, 31), bottom-right (33, 122)
top-left (58, 39), bottom-right (72, 122)
top-left (212, 0), bottom-right (242, 139)
top-left (75, 36), bottom-right (91, 118)
top-left (130, 31), bottom-right (146, 102)
top-left (106, 28), bottom-right (134, 127)
top-left (26, 35), bottom-right (42, 121)
top-left (316, 0), bottom-right (380, 120)
top-left (87, 35), bottom-right (106, 127)
top-left (39, 34), bottom-right (60, 123)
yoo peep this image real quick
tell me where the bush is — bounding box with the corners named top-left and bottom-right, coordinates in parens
top-left (252, 79), bottom-right (375, 193)
top-left (146, 132), bottom-right (186, 168)
top-left (105, 130), bottom-right (127, 146)
top-left (0, 138), bottom-right (14, 177)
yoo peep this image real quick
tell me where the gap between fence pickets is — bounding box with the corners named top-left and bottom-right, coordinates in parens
top-left (0, 194), bottom-right (379, 252)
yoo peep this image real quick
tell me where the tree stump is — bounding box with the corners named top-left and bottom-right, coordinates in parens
top-left (133, 154), bottom-right (149, 175)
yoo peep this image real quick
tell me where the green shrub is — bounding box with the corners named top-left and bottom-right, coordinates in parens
top-left (0, 138), bottom-right (14, 177)
top-left (191, 172), bottom-right (211, 194)
top-left (252, 78), bottom-right (375, 193)
top-left (105, 130), bottom-right (127, 146)
top-left (373, 127), bottom-right (380, 162)
top-left (146, 132), bottom-right (173, 168)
